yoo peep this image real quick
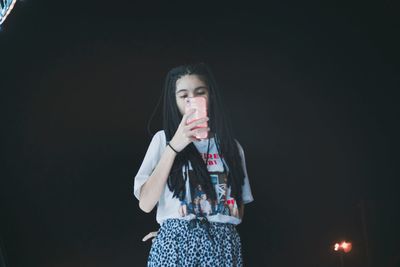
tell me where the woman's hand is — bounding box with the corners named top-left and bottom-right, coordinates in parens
top-left (169, 108), bottom-right (209, 152)
top-left (142, 230), bottom-right (159, 243)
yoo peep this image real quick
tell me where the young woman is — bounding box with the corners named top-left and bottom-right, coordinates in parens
top-left (133, 63), bottom-right (254, 266)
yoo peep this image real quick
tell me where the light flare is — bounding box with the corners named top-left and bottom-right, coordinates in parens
top-left (333, 241), bottom-right (352, 253)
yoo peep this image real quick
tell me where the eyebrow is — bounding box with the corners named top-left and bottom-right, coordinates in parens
top-left (176, 86), bottom-right (208, 94)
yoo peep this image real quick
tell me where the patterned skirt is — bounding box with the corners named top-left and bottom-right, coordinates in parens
top-left (147, 218), bottom-right (243, 267)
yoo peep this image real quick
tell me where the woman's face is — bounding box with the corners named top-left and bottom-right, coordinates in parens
top-left (175, 74), bottom-right (209, 116)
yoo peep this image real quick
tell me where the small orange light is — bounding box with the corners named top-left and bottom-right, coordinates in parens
top-left (333, 241), bottom-right (352, 253)
top-left (341, 241), bottom-right (352, 253)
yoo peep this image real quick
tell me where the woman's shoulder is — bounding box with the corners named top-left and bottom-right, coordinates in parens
top-left (153, 129), bottom-right (165, 136)
top-left (151, 130), bottom-right (166, 144)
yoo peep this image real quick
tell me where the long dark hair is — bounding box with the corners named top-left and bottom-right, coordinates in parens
top-left (162, 62), bottom-right (245, 204)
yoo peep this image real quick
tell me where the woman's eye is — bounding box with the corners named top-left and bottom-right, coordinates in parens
top-left (197, 91), bottom-right (205, 95)
top-left (180, 95), bottom-right (187, 99)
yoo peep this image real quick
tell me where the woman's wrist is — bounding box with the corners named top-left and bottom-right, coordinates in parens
top-left (167, 142), bottom-right (180, 154)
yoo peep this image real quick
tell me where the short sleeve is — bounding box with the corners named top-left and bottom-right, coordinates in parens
top-left (235, 140), bottom-right (254, 204)
top-left (133, 130), bottom-right (166, 200)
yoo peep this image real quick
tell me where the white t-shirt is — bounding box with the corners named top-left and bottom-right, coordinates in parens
top-left (133, 130), bottom-right (254, 225)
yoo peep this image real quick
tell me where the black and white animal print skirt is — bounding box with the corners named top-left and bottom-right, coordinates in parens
top-left (147, 218), bottom-right (243, 267)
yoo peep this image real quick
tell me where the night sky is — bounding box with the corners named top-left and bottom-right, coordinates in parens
top-left (0, 1), bottom-right (399, 266)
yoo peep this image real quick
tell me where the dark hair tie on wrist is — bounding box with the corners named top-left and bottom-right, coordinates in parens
top-left (168, 143), bottom-right (179, 154)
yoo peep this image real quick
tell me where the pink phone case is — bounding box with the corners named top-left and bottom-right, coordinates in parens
top-left (185, 96), bottom-right (208, 139)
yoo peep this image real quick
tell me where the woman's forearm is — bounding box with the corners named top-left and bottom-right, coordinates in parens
top-left (139, 145), bottom-right (177, 213)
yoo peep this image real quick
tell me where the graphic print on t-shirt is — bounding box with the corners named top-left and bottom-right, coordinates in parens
top-left (199, 152), bottom-right (222, 166)
top-left (178, 170), bottom-right (239, 219)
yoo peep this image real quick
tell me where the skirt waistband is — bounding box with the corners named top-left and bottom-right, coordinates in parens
top-left (161, 217), bottom-right (236, 241)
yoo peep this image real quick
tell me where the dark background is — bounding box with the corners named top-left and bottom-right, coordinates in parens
top-left (0, 0), bottom-right (399, 266)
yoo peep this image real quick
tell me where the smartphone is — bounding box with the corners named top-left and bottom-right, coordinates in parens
top-left (185, 96), bottom-right (208, 139)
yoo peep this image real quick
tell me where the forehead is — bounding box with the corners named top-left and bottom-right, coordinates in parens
top-left (175, 74), bottom-right (207, 92)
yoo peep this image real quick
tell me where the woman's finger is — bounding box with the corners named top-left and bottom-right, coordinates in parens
top-left (142, 231), bottom-right (158, 242)
top-left (187, 117), bottom-right (209, 129)
top-left (142, 231), bottom-right (157, 242)
top-left (184, 118), bottom-right (209, 133)
top-left (187, 128), bottom-right (210, 141)
top-left (188, 127), bottom-right (210, 136)
top-left (189, 136), bottom-right (199, 142)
